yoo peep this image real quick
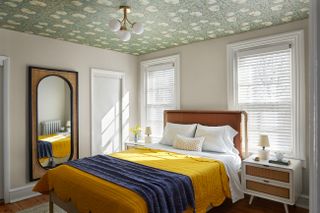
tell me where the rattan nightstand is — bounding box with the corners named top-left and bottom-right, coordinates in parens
top-left (242, 156), bottom-right (302, 213)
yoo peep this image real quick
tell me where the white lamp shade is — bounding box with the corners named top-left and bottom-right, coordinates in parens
top-left (258, 134), bottom-right (270, 148)
top-left (109, 19), bottom-right (121, 32)
top-left (145, 127), bottom-right (152, 135)
top-left (132, 22), bottom-right (144, 34)
top-left (66, 120), bottom-right (71, 128)
top-left (117, 30), bottom-right (131, 41)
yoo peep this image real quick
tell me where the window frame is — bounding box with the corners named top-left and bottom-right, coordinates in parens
top-left (140, 54), bottom-right (180, 138)
top-left (227, 30), bottom-right (305, 160)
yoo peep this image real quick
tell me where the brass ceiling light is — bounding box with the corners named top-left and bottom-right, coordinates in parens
top-left (108, 5), bottom-right (144, 41)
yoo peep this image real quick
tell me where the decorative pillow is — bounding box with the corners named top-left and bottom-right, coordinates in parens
top-left (159, 123), bottom-right (197, 146)
top-left (195, 124), bottom-right (238, 153)
top-left (173, 135), bottom-right (205, 152)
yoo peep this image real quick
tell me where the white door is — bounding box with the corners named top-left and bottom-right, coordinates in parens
top-left (0, 65), bottom-right (3, 200)
top-left (91, 69), bottom-right (124, 156)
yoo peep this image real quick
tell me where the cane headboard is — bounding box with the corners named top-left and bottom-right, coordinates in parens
top-left (163, 110), bottom-right (247, 159)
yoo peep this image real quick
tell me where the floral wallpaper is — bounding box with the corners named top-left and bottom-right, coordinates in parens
top-left (0, 0), bottom-right (309, 55)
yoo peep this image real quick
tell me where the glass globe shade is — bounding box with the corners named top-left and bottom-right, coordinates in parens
top-left (109, 19), bottom-right (121, 32)
top-left (132, 22), bottom-right (144, 35)
top-left (117, 30), bottom-right (131, 41)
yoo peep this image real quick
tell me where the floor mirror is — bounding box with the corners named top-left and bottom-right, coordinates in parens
top-left (29, 67), bottom-right (79, 181)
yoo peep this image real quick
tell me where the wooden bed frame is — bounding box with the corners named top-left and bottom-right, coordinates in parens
top-left (49, 110), bottom-right (247, 213)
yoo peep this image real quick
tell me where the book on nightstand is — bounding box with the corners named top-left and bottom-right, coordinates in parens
top-left (268, 159), bottom-right (291, 166)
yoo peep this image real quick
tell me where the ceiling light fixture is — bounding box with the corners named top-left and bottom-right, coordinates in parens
top-left (108, 5), bottom-right (144, 42)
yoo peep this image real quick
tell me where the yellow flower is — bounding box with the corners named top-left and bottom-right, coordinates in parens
top-left (129, 125), bottom-right (142, 135)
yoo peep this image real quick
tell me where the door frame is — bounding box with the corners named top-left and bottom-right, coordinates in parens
top-left (309, 0), bottom-right (319, 212)
top-left (90, 68), bottom-right (125, 156)
top-left (0, 56), bottom-right (10, 203)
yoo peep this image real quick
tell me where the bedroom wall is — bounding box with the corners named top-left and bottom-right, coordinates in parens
top-left (0, 65), bottom-right (3, 199)
top-left (0, 28), bottom-right (138, 191)
top-left (318, 2), bottom-right (320, 207)
top-left (138, 19), bottom-right (310, 196)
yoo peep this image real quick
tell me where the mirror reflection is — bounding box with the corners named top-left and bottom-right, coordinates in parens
top-left (37, 76), bottom-right (72, 168)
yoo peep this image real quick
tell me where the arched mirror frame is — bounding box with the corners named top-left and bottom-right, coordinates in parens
top-left (29, 67), bottom-right (79, 181)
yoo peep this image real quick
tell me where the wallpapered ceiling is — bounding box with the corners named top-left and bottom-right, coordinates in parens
top-left (0, 0), bottom-right (309, 55)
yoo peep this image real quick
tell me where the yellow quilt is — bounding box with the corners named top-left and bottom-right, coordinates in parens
top-left (33, 147), bottom-right (231, 213)
top-left (38, 134), bottom-right (71, 158)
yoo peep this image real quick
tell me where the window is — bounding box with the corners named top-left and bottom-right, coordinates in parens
top-left (227, 31), bottom-right (305, 159)
top-left (140, 55), bottom-right (180, 139)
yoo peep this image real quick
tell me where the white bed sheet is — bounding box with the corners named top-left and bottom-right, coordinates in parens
top-left (144, 143), bottom-right (244, 203)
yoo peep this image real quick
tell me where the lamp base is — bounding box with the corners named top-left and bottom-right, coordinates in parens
top-left (258, 149), bottom-right (270, 160)
top-left (145, 136), bottom-right (152, 144)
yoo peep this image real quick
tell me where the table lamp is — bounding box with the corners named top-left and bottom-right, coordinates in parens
top-left (66, 120), bottom-right (71, 133)
top-left (258, 134), bottom-right (270, 160)
top-left (145, 127), bottom-right (152, 143)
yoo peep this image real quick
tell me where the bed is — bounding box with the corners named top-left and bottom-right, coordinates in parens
top-left (37, 120), bottom-right (71, 168)
top-left (38, 133), bottom-right (71, 167)
top-left (33, 110), bottom-right (247, 213)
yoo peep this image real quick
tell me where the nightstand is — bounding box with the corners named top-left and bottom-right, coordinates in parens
top-left (242, 156), bottom-right (302, 213)
top-left (124, 141), bottom-right (146, 150)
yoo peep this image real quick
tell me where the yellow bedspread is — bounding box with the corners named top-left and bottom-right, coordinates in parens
top-left (38, 134), bottom-right (71, 158)
top-left (33, 147), bottom-right (231, 213)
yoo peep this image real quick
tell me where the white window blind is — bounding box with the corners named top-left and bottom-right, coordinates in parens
top-left (236, 44), bottom-right (294, 154)
top-left (145, 63), bottom-right (177, 138)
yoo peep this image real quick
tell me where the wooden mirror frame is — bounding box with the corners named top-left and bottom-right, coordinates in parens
top-left (29, 67), bottom-right (79, 181)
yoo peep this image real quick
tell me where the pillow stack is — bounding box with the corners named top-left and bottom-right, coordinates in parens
top-left (159, 122), bottom-right (238, 154)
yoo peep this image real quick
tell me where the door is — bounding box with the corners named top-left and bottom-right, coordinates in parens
top-left (91, 69), bottom-right (124, 156)
top-left (0, 65), bottom-right (3, 200)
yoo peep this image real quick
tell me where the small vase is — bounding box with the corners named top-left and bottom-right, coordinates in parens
top-left (134, 135), bottom-right (138, 143)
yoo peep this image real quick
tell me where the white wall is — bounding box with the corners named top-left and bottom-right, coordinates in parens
top-left (0, 28), bottom-right (138, 190)
top-left (309, 0), bottom-right (320, 211)
top-left (139, 19), bottom-right (309, 195)
top-left (0, 65), bottom-right (3, 199)
top-left (317, 2), bottom-right (320, 208)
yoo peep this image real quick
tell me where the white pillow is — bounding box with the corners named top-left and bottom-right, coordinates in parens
top-left (173, 135), bottom-right (205, 152)
top-left (195, 124), bottom-right (238, 153)
top-left (159, 123), bottom-right (197, 146)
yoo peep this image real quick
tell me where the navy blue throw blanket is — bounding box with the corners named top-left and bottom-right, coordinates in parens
top-left (65, 155), bottom-right (195, 213)
top-left (37, 140), bottom-right (52, 158)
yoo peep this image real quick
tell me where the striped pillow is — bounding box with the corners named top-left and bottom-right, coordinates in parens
top-left (173, 135), bottom-right (205, 152)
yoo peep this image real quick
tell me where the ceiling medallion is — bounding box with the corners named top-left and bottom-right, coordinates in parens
top-left (108, 5), bottom-right (144, 42)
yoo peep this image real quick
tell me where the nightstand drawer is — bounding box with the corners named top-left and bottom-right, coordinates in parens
top-left (246, 180), bottom-right (290, 198)
top-left (246, 165), bottom-right (290, 183)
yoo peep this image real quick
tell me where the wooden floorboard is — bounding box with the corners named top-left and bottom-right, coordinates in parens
top-left (210, 196), bottom-right (309, 213)
top-left (0, 195), bottom-right (48, 213)
top-left (0, 195), bottom-right (308, 213)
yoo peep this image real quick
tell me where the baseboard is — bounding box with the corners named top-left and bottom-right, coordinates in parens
top-left (8, 183), bottom-right (40, 203)
top-left (296, 194), bottom-right (309, 209)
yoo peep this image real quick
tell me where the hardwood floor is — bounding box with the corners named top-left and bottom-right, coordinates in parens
top-left (0, 195), bottom-right (308, 213)
top-left (0, 195), bottom-right (49, 212)
top-left (210, 196), bottom-right (308, 213)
